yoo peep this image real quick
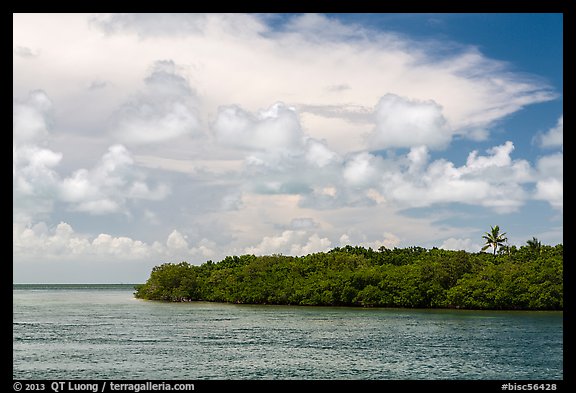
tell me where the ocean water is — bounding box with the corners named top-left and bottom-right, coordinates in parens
top-left (13, 284), bottom-right (563, 380)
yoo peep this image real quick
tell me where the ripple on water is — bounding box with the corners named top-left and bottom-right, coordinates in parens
top-left (13, 288), bottom-right (563, 380)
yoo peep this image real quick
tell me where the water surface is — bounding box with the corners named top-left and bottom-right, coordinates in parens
top-left (13, 284), bottom-right (563, 380)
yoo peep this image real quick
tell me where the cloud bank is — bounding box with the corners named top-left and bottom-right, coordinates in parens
top-left (12, 13), bottom-right (562, 281)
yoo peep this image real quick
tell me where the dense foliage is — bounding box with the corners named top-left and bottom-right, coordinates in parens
top-left (134, 244), bottom-right (563, 310)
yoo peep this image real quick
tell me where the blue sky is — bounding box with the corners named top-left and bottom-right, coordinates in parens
top-left (13, 13), bottom-right (562, 283)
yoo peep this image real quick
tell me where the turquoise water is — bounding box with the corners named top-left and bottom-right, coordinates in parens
top-left (13, 284), bottom-right (563, 380)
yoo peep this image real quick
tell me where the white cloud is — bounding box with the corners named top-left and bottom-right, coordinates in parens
top-left (292, 139), bottom-right (534, 213)
top-left (212, 101), bottom-right (346, 198)
top-left (368, 93), bottom-right (452, 150)
top-left (440, 237), bottom-right (482, 252)
top-left (14, 13), bottom-right (556, 149)
top-left (13, 145), bottom-right (62, 196)
top-left (296, 233), bottom-right (332, 256)
top-left (465, 141), bottom-right (514, 169)
top-left (245, 230), bottom-right (331, 256)
top-left (380, 141), bottom-right (532, 212)
top-left (535, 152), bottom-right (563, 177)
top-left (300, 140), bottom-right (533, 212)
top-left (338, 230), bottom-right (401, 250)
top-left (535, 115), bottom-right (563, 149)
top-left (407, 145), bottom-right (430, 173)
top-left (13, 90), bottom-right (53, 144)
top-left (111, 60), bottom-right (201, 145)
top-left (165, 230), bottom-right (216, 260)
top-left (305, 138), bottom-right (340, 168)
top-left (12, 14), bottom-right (562, 282)
top-left (342, 152), bottom-right (381, 187)
top-left (534, 179), bottom-right (562, 210)
top-left (534, 152), bottom-right (563, 211)
top-left (13, 221), bottom-right (214, 262)
top-left (14, 221), bottom-right (88, 258)
top-left (90, 13), bottom-right (267, 39)
top-left (90, 13), bottom-right (209, 37)
top-left (13, 91), bottom-right (62, 221)
top-left (213, 102), bottom-right (304, 152)
top-left (91, 233), bottom-right (149, 258)
top-left (281, 13), bottom-right (367, 42)
top-left (13, 91), bottom-right (171, 219)
top-left (59, 144), bottom-right (170, 214)
top-left (166, 229), bottom-right (189, 252)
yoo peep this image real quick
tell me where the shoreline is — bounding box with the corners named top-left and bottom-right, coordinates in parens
top-left (133, 297), bottom-right (564, 312)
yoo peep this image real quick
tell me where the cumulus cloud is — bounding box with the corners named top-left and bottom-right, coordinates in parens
top-left (13, 221), bottom-right (146, 260)
top-left (245, 230), bottom-right (331, 256)
top-left (13, 90), bottom-right (171, 220)
top-left (91, 233), bottom-right (149, 258)
top-left (440, 237), bottom-right (482, 252)
top-left (13, 14), bottom-right (562, 281)
top-left (213, 102), bottom-right (304, 152)
top-left (13, 90), bottom-right (53, 144)
top-left (533, 152), bottom-right (562, 211)
top-left (59, 144), bottom-right (170, 214)
top-left (368, 93), bottom-right (452, 150)
top-left (16, 13), bottom-right (556, 149)
top-left (166, 229), bottom-right (190, 252)
top-left (338, 231), bottom-right (401, 250)
top-left (534, 179), bottom-right (562, 210)
top-left (111, 60), bottom-right (201, 145)
top-left (13, 91), bottom-right (62, 221)
top-left (535, 115), bottom-right (563, 149)
top-left (14, 222), bottom-right (89, 257)
top-left (465, 141), bottom-right (515, 169)
top-left (379, 141), bottom-right (533, 213)
top-left (407, 145), bottom-right (430, 173)
top-left (342, 152), bottom-right (381, 188)
top-left (213, 101), bottom-right (344, 197)
top-left (305, 139), bottom-right (341, 168)
top-left (13, 145), bottom-right (62, 197)
top-left (211, 102), bottom-right (552, 216)
top-left (85, 13), bottom-right (556, 152)
top-left (164, 230), bottom-right (216, 260)
top-left (297, 140), bottom-right (534, 213)
top-left (13, 222), bottom-right (214, 262)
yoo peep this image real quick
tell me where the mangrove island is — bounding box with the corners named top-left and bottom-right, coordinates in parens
top-left (135, 239), bottom-right (562, 310)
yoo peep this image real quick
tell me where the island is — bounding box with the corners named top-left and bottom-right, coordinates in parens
top-left (135, 240), bottom-right (562, 310)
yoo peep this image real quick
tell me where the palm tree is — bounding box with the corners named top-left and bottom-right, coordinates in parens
top-left (481, 225), bottom-right (508, 256)
top-left (526, 237), bottom-right (542, 254)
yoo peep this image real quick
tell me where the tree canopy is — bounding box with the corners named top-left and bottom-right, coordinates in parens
top-left (481, 225), bottom-right (508, 256)
top-left (135, 242), bottom-right (563, 310)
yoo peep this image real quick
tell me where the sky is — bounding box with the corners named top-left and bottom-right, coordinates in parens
top-left (13, 13), bottom-right (563, 283)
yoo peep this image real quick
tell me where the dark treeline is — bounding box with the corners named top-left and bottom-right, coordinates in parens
top-left (134, 244), bottom-right (563, 310)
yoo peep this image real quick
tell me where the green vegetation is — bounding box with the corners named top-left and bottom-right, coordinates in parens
top-left (135, 240), bottom-right (563, 310)
top-left (481, 225), bottom-right (508, 256)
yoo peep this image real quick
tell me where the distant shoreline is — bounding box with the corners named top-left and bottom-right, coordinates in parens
top-left (134, 245), bottom-right (563, 311)
top-left (12, 283), bottom-right (139, 289)
top-left (13, 284), bottom-right (563, 312)
top-left (134, 297), bottom-right (564, 312)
